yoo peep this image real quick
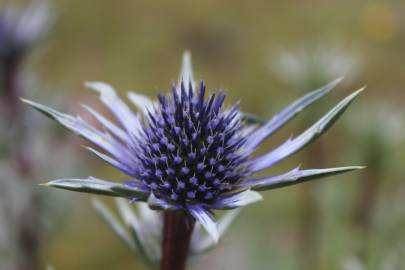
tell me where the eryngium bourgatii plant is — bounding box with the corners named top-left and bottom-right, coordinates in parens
top-left (23, 52), bottom-right (363, 270)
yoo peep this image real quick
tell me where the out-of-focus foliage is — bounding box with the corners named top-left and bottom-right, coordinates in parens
top-left (270, 44), bottom-right (360, 90)
top-left (0, 1), bottom-right (82, 269)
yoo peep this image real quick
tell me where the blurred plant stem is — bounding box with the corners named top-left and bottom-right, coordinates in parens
top-left (1, 56), bottom-right (40, 270)
top-left (3, 59), bottom-right (19, 120)
top-left (352, 137), bottom-right (383, 259)
top-left (298, 140), bottom-right (324, 270)
top-left (3, 58), bottom-right (31, 174)
top-left (161, 211), bottom-right (195, 270)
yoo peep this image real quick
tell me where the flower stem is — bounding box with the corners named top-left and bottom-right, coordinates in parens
top-left (161, 211), bottom-right (195, 270)
top-left (3, 58), bottom-right (32, 175)
top-left (1, 57), bottom-right (39, 270)
top-left (3, 58), bottom-right (19, 119)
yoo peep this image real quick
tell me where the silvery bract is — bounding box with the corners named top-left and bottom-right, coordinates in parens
top-left (23, 51), bottom-right (363, 242)
top-left (93, 198), bottom-right (241, 266)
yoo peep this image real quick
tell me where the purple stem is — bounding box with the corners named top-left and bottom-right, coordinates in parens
top-left (3, 58), bottom-right (19, 116)
top-left (3, 58), bottom-right (32, 175)
top-left (161, 211), bottom-right (195, 270)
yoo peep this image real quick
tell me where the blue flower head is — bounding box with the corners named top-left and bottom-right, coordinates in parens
top-left (23, 52), bottom-right (363, 241)
top-left (137, 81), bottom-right (251, 207)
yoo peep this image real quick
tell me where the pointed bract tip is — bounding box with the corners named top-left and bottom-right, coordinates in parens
top-left (178, 50), bottom-right (194, 87)
top-left (20, 97), bottom-right (33, 105)
top-left (85, 81), bottom-right (100, 90)
top-left (336, 76), bottom-right (345, 83)
top-left (212, 233), bottom-right (220, 244)
top-left (84, 81), bottom-right (97, 87)
top-left (38, 182), bottom-right (49, 187)
top-left (80, 144), bottom-right (90, 150)
top-left (335, 166), bottom-right (366, 173)
top-left (326, 76), bottom-right (344, 88)
top-left (207, 224), bottom-right (220, 244)
top-left (85, 81), bottom-right (112, 93)
top-left (249, 189), bottom-right (264, 201)
top-left (347, 88), bottom-right (365, 100)
top-left (345, 87), bottom-right (365, 101)
top-left (357, 86), bottom-right (366, 93)
top-left (182, 50), bottom-right (191, 59)
top-left (80, 145), bottom-right (95, 153)
top-left (181, 50), bottom-right (192, 72)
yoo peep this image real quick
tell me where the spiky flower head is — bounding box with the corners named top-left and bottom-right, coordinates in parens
top-left (23, 52), bottom-right (363, 241)
top-left (137, 81), bottom-right (252, 207)
top-left (0, 0), bottom-right (51, 64)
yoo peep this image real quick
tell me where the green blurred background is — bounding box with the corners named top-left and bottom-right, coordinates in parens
top-left (5, 0), bottom-right (405, 269)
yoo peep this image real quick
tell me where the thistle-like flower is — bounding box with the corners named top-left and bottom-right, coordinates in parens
top-left (23, 52), bottom-right (363, 254)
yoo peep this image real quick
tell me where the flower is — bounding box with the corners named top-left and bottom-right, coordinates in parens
top-left (0, 0), bottom-right (51, 63)
top-left (23, 52), bottom-right (364, 242)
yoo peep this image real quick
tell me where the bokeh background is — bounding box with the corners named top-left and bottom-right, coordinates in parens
top-left (1, 0), bottom-right (405, 269)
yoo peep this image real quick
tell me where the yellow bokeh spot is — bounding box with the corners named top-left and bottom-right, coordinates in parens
top-left (360, 3), bottom-right (399, 43)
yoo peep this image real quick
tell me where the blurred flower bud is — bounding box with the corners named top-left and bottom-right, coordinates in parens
top-left (0, 0), bottom-right (52, 64)
top-left (270, 44), bottom-right (360, 90)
